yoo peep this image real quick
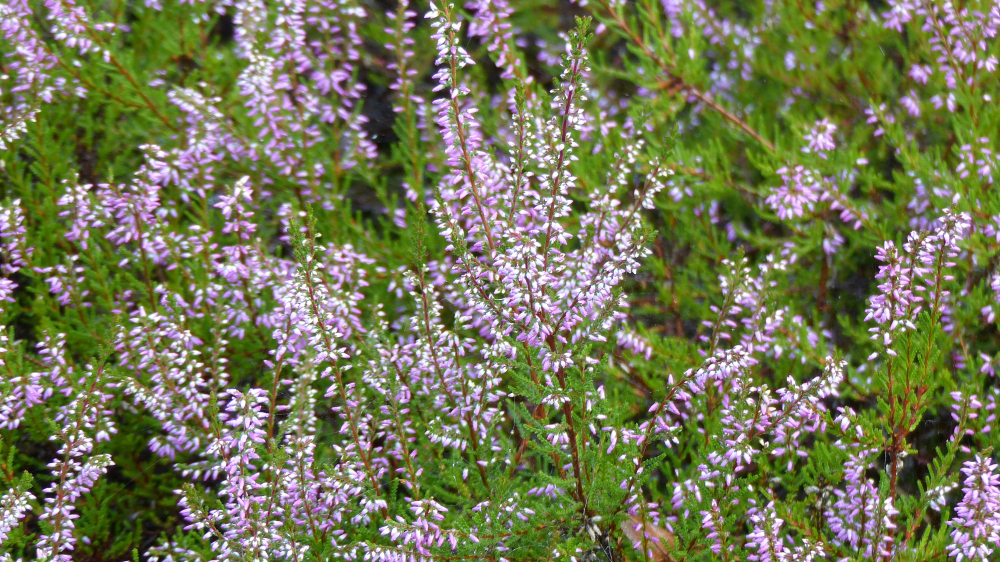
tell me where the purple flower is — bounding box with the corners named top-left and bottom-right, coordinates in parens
top-left (745, 502), bottom-right (792, 562)
top-left (767, 166), bottom-right (823, 220)
top-left (802, 118), bottom-right (837, 157)
top-left (36, 361), bottom-right (116, 562)
top-left (901, 91), bottom-right (921, 117)
top-left (909, 63), bottom-right (933, 84)
top-left (947, 455), bottom-right (1000, 561)
top-left (0, 479), bottom-right (34, 546)
top-left (864, 241), bottom-right (915, 355)
top-left (0, 1), bottom-right (56, 150)
top-left (826, 448), bottom-right (898, 557)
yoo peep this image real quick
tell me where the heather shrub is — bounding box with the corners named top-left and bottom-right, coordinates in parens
top-left (2, 0), bottom-right (1000, 560)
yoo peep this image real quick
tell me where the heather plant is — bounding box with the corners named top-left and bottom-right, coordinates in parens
top-left (2, 0), bottom-right (1000, 561)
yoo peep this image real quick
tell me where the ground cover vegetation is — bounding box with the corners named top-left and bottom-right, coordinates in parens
top-left (1, 0), bottom-right (1000, 560)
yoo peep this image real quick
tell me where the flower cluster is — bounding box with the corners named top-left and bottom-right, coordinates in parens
top-left (946, 455), bottom-right (1000, 561)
